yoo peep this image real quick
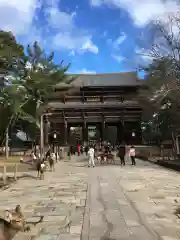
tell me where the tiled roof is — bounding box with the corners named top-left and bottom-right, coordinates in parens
top-left (56, 71), bottom-right (142, 88)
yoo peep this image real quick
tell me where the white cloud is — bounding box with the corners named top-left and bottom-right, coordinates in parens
top-left (107, 33), bottom-right (126, 50)
top-left (113, 33), bottom-right (127, 49)
top-left (0, 0), bottom-right (37, 35)
top-left (112, 55), bottom-right (126, 63)
top-left (45, 2), bottom-right (99, 54)
top-left (135, 47), bottom-right (154, 64)
top-left (0, 0), bottom-right (98, 55)
top-left (53, 33), bottom-right (98, 54)
top-left (115, 34), bottom-right (126, 45)
top-left (69, 50), bottom-right (76, 56)
top-left (68, 68), bottom-right (96, 74)
top-left (80, 39), bottom-right (99, 54)
top-left (46, 6), bottom-right (76, 30)
top-left (78, 68), bottom-right (96, 74)
top-left (90, 0), bottom-right (103, 6)
top-left (90, 0), bottom-right (180, 26)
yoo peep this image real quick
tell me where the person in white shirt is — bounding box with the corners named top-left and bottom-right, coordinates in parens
top-left (88, 145), bottom-right (95, 168)
top-left (31, 152), bottom-right (36, 161)
top-left (49, 153), bottom-right (55, 171)
top-left (129, 146), bottom-right (136, 165)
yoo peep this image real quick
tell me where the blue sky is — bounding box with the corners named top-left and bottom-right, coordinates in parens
top-left (0, 0), bottom-right (179, 74)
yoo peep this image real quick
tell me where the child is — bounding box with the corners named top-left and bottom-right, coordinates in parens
top-left (129, 146), bottom-right (136, 165)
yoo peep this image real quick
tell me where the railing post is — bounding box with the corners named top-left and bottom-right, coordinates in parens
top-left (14, 164), bottom-right (17, 181)
top-left (3, 165), bottom-right (6, 184)
top-left (40, 114), bottom-right (44, 160)
top-left (5, 129), bottom-right (9, 160)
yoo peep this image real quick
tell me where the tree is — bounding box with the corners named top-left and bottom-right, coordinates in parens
top-left (0, 31), bottom-right (26, 146)
top-left (19, 41), bottom-right (74, 142)
top-left (0, 31), bottom-right (24, 76)
top-left (0, 31), bottom-right (75, 155)
top-left (138, 57), bottom-right (180, 146)
top-left (137, 14), bottom-right (180, 148)
top-left (140, 13), bottom-right (180, 100)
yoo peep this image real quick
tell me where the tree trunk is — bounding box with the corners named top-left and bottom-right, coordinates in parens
top-left (5, 128), bottom-right (9, 159)
top-left (172, 131), bottom-right (177, 160)
top-left (40, 114), bottom-right (44, 160)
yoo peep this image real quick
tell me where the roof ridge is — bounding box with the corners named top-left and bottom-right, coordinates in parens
top-left (68, 71), bottom-right (137, 76)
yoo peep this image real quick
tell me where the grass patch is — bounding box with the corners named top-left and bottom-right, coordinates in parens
top-left (0, 156), bottom-right (21, 163)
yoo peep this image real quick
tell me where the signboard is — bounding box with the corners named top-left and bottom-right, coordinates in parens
top-left (86, 97), bottom-right (100, 102)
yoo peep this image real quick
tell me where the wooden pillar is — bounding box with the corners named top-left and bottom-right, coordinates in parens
top-left (82, 120), bottom-right (88, 143)
top-left (117, 120), bottom-right (124, 144)
top-left (117, 123), bottom-right (121, 145)
top-left (138, 119), bottom-right (142, 144)
top-left (121, 119), bottom-right (124, 144)
top-left (44, 116), bottom-right (49, 147)
top-left (64, 120), bottom-right (68, 145)
top-left (101, 118), bottom-right (105, 142)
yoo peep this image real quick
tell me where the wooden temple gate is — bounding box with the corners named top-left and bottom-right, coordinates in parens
top-left (45, 72), bottom-right (143, 146)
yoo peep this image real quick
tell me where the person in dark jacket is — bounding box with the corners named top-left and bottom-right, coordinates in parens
top-left (85, 145), bottom-right (89, 156)
top-left (118, 144), bottom-right (126, 166)
top-left (36, 160), bottom-right (41, 178)
top-left (45, 148), bottom-right (51, 159)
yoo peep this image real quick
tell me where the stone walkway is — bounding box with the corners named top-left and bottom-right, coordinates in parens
top-left (84, 158), bottom-right (180, 240)
top-left (0, 159), bottom-right (88, 240)
top-left (1, 156), bottom-right (180, 239)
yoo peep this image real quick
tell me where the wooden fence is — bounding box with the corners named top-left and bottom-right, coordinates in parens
top-left (0, 163), bottom-right (19, 184)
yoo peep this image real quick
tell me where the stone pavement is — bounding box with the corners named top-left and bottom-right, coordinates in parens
top-left (84, 157), bottom-right (180, 240)
top-left (1, 156), bottom-right (180, 239)
top-left (0, 158), bottom-right (88, 240)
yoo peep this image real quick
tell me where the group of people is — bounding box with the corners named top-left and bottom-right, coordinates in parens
top-left (86, 144), bottom-right (136, 167)
top-left (118, 145), bottom-right (136, 166)
top-left (69, 144), bottom-right (89, 156)
top-left (29, 143), bottom-right (136, 175)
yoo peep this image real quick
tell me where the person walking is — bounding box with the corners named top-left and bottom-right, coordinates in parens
top-left (77, 144), bottom-right (81, 156)
top-left (118, 144), bottom-right (126, 166)
top-left (45, 148), bottom-right (51, 160)
top-left (85, 145), bottom-right (89, 156)
top-left (49, 153), bottom-right (55, 171)
top-left (129, 146), bottom-right (136, 165)
top-left (88, 145), bottom-right (95, 168)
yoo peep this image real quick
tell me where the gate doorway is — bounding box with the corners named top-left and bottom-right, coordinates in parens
top-left (105, 126), bottom-right (118, 145)
top-left (69, 126), bottom-right (82, 145)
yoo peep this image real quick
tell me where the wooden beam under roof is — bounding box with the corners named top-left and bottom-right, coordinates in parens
top-left (50, 117), bottom-right (141, 123)
top-left (50, 109), bottom-right (141, 115)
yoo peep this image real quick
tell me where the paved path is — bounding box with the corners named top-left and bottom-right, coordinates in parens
top-left (84, 158), bottom-right (180, 240)
top-left (0, 159), bottom-right (88, 240)
top-left (1, 156), bottom-right (180, 239)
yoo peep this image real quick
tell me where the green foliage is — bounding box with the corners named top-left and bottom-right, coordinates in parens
top-left (22, 41), bottom-right (73, 117)
top-left (0, 31), bottom-right (25, 76)
top-left (139, 57), bottom-right (180, 144)
top-left (0, 31), bottom-right (74, 144)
